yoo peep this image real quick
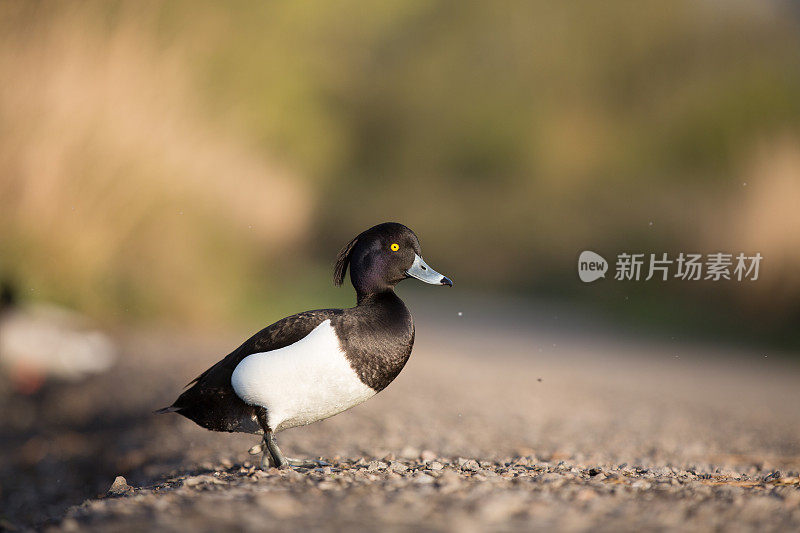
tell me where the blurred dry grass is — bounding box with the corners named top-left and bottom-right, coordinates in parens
top-left (0, 0), bottom-right (799, 339)
top-left (722, 139), bottom-right (800, 299)
top-left (0, 2), bottom-right (310, 323)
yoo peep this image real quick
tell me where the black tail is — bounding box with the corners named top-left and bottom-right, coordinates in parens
top-left (154, 405), bottom-right (180, 415)
top-left (154, 381), bottom-right (260, 434)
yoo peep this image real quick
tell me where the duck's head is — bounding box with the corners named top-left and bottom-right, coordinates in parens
top-left (334, 222), bottom-right (453, 298)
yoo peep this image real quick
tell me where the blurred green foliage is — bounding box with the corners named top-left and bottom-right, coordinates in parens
top-left (1, 0), bottom-right (799, 341)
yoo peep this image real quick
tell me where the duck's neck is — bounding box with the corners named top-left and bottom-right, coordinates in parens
top-left (345, 288), bottom-right (414, 392)
top-left (356, 287), bottom-right (398, 306)
top-left (353, 289), bottom-right (413, 342)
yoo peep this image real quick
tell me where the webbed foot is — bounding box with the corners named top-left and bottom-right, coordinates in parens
top-left (285, 458), bottom-right (331, 468)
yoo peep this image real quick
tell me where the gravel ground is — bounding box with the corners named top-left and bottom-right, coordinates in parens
top-left (2, 296), bottom-right (800, 531)
top-left (61, 457), bottom-right (800, 533)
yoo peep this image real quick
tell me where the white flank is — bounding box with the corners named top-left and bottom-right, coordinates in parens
top-left (231, 320), bottom-right (376, 431)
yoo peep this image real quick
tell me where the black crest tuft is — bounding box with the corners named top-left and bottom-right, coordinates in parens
top-left (334, 235), bottom-right (359, 286)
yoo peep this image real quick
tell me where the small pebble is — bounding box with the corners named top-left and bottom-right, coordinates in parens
top-left (367, 461), bottom-right (387, 472)
top-left (460, 460), bottom-right (480, 472)
top-left (390, 461), bottom-right (409, 474)
top-left (107, 476), bottom-right (132, 496)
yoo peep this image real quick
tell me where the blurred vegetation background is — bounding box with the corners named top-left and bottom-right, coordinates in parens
top-left (1, 0), bottom-right (799, 346)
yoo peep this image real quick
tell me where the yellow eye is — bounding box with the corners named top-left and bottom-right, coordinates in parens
top-left (390, 243), bottom-right (400, 252)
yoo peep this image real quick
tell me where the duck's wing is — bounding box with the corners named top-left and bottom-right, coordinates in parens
top-left (191, 309), bottom-right (344, 388)
top-left (158, 308), bottom-right (343, 433)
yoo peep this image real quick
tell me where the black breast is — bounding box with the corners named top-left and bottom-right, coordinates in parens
top-left (332, 291), bottom-right (414, 392)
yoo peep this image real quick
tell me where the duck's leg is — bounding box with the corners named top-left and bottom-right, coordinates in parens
top-left (253, 407), bottom-right (328, 469)
top-left (254, 407), bottom-right (287, 469)
top-left (264, 430), bottom-right (287, 468)
top-left (259, 439), bottom-right (329, 468)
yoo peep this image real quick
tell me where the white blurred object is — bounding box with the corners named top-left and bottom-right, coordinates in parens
top-left (0, 286), bottom-right (117, 393)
